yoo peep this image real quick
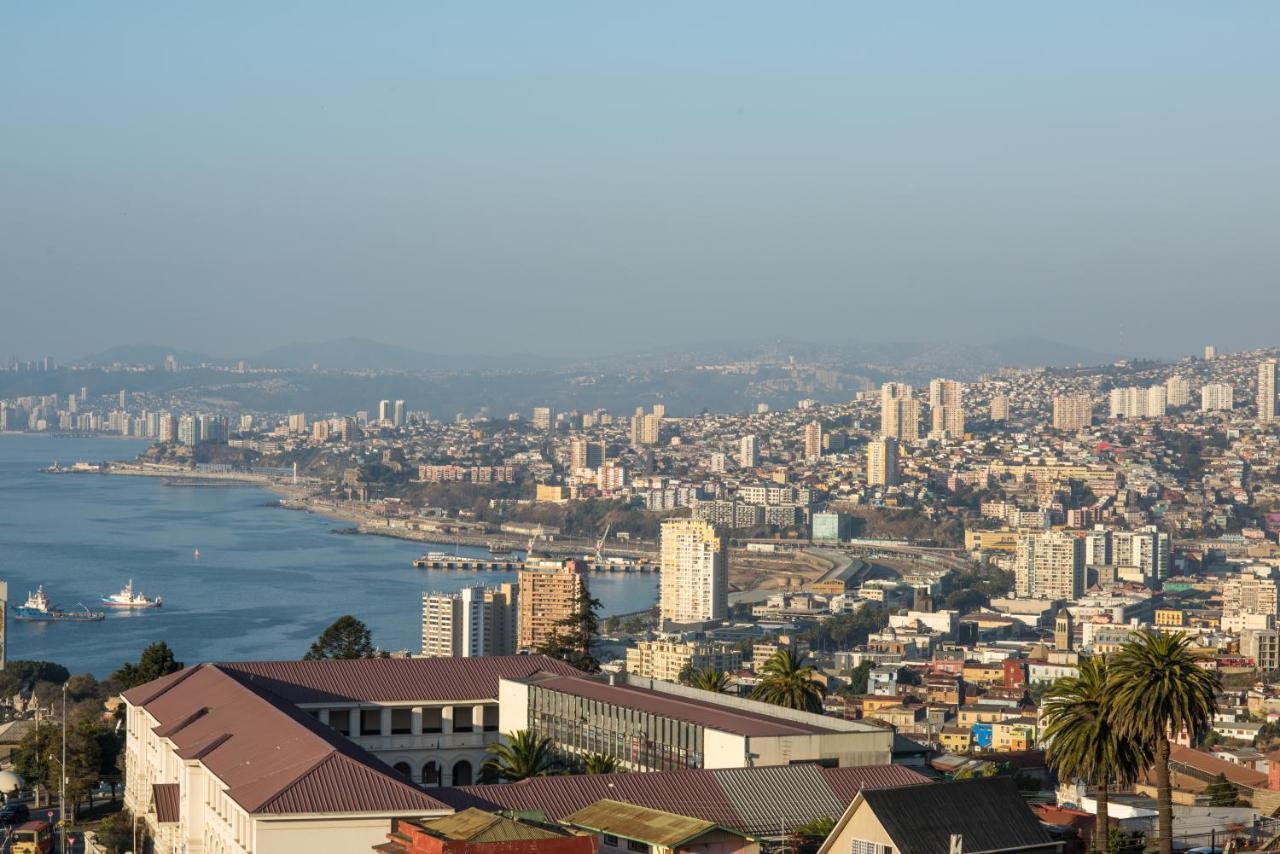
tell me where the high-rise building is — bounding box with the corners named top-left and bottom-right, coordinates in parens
top-left (928, 379), bottom-right (964, 439)
top-left (1258, 361), bottom-right (1278, 422)
top-left (568, 436), bottom-right (604, 472)
top-left (119, 389), bottom-right (127, 409)
top-left (659, 518), bottom-right (728, 627)
top-left (867, 437), bottom-right (899, 486)
top-left (1224, 575), bottom-right (1279, 621)
top-left (393, 400), bottom-right (405, 427)
top-left (630, 407), bottom-right (661, 446)
top-left (990, 394), bottom-right (1009, 422)
top-left (532, 407), bottom-right (554, 431)
top-left (422, 584), bottom-right (517, 658)
top-left (1201, 383), bottom-right (1234, 412)
top-left (803, 421), bottom-right (822, 461)
top-left (378, 400), bottom-right (392, 424)
top-left (1014, 531), bottom-right (1085, 601)
top-left (738, 435), bottom-right (759, 469)
top-left (288, 412), bottom-right (308, 433)
top-left (1204, 345), bottom-right (1217, 360)
top-left (517, 560), bottom-right (585, 652)
top-left (879, 383), bottom-right (919, 442)
top-left (1145, 385), bottom-right (1167, 419)
top-left (1111, 527), bottom-right (1171, 582)
top-left (1052, 395), bottom-right (1093, 430)
top-left (1165, 375), bottom-right (1190, 408)
top-left (177, 414), bottom-right (199, 446)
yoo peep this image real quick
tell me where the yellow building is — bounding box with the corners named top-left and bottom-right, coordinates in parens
top-left (659, 518), bottom-right (728, 626)
top-left (624, 639), bottom-right (741, 683)
top-left (535, 483), bottom-right (570, 503)
top-left (939, 727), bottom-right (972, 754)
top-left (1154, 608), bottom-right (1186, 627)
top-left (965, 530), bottom-right (1019, 553)
top-left (517, 560), bottom-right (585, 652)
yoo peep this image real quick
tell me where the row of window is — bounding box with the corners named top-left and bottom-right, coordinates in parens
top-left (314, 705), bottom-right (499, 736)
top-left (390, 759), bottom-right (473, 786)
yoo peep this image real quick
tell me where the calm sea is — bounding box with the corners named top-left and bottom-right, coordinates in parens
top-left (0, 434), bottom-right (657, 677)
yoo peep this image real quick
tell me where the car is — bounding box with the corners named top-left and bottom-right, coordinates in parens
top-left (0, 801), bottom-right (30, 825)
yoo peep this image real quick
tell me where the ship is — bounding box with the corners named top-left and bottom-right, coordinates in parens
top-left (12, 587), bottom-right (106, 622)
top-left (101, 579), bottom-right (162, 609)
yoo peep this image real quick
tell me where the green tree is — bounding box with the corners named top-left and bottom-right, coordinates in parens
top-left (1108, 630), bottom-right (1220, 854)
top-left (482, 730), bottom-right (560, 782)
top-left (13, 720), bottom-right (58, 806)
top-left (538, 585), bottom-right (602, 672)
top-left (844, 661), bottom-right (872, 695)
top-left (583, 753), bottom-right (620, 774)
top-left (304, 616), bottom-right (377, 660)
top-left (1041, 657), bottom-right (1149, 852)
top-left (689, 668), bottom-right (731, 694)
top-left (751, 649), bottom-right (824, 713)
top-left (1205, 773), bottom-right (1240, 807)
top-left (112, 642), bottom-right (184, 690)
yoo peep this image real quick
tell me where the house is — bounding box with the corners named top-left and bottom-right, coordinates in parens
top-left (561, 799), bottom-right (758, 854)
top-left (374, 809), bottom-right (595, 854)
top-left (938, 727), bottom-right (972, 754)
top-left (817, 778), bottom-right (1062, 854)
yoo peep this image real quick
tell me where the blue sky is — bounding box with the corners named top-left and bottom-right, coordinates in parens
top-left (4, 3), bottom-right (1279, 359)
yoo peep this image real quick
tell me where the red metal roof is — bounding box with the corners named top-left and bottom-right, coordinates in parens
top-left (152, 783), bottom-right (180, 823)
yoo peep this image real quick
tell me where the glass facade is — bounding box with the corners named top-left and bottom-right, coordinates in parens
top-left (527, 685), bottom-right (704, 771)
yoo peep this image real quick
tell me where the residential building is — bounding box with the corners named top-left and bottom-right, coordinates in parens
top-left (1259, 360), bottom-right (1278, 422)
top-left (1223, 575), bottom-right (1279, 621)
top-left (568, 436), bottom-right (604, 472)
top-left (928, 378), bottom-right (964, 439)
top-left (625, 639), bottom-right (741, 683)
top-left (1014, 532), bottom-right (1085, 601)
top-left (378, 810), bottom-right (595, 854)
top-left (990, 394), bottom-right (1009, 422)
top-left (1166, 375), bottom-right (1191, 407)
top-left (804, 421), bottom-right (823, 461)
top-left (1201, 383), bottom-right (1234, 412)
top-left (422, 584), bottom-right (518, 658)
top-left (879, 383), bottom-right (919, 443)
top-left (379, 399), bottom-right (391, 423)
top-left (562, 800), bottom-right (759, 854)
top-left (659, 518), bottom-right (728, 626)
top-left (393, 400), bottom-right (405, 427)
top-left (1052, 395), bottom-right (1092, 431)
top-left (1244, 629), bottom-right (1280, 673)
top-left (738, 435), bottom-right (759, 469)
top-left (867, 437), bottom-right (898, 487)
top-left (533, 407), bottom-right (554, 431)
top-left (518, 560), bottom-right (586, 652)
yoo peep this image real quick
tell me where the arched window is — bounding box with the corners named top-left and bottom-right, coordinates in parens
top-left (393, 762), bottom-right (411, 778)
top-left (452, 759), bottom-right (473, 786)
top-left (422, 761), bottom-right (440, 787)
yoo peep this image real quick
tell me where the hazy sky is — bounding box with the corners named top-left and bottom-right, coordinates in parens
top-left (4, 3), bottom-right (1279, 360)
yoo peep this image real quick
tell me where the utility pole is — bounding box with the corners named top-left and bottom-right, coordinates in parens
top-left (61, 682), bottom-right (67, 854)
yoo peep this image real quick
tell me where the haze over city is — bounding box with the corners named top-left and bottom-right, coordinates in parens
top-left (6, 2), bottom-right (1280, 360)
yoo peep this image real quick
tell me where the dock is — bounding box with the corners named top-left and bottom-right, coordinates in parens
top-left (411, 555), bottom-right (657, 573)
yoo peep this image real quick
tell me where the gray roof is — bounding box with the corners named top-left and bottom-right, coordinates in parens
top-left (861, 777), bottom-right (1055, 854)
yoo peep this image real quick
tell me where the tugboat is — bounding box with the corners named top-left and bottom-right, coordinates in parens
top-left (13, 587), bottom-right (106, 622)
top-left (101, 579), bottom-right (162, 609)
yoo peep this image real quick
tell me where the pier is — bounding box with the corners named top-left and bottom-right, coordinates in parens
top-left (412, 555), bottom-right (657, 573)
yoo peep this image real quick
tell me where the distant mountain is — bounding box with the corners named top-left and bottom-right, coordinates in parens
top-left (251, 337), bottom-right (565, 372)
top-left (984, 335), bottom-right (1117, 369)
top-left (77, 344), bottom-right (232, 367)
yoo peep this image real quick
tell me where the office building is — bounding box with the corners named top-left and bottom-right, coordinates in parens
top-left (422, 584), bottom-right (518, 658)
top-left (659, 518), bottom-right (728, 626)
top-left (517, 560), bottom-right (586, 652)
top-left (738, 435), bottom-right (759, 468)
top-left (804, 421), bottom-right (822, 461)
top-left (1259, 361), bottom-right (1278, 422)
top-left (1166, 375), bottom-right (1190, 407)
top-left (879, 383), bottom-right (919, 442)
top-left (990, 394), bottom-right (1009, 422)
top-left (1052, 394), bottom-right (1092, 430)
top-left (1201, 383), bottom-right (1234, 412)
top-left (866, 437), bottom-right (898, 487)
top-left (624, 639), bottom-right (742, 683)
top-left (1014, 532), bottom-right (1085, 601)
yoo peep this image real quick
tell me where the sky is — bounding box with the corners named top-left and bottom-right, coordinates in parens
top-left (3, 3), bottom-right (1279, 361)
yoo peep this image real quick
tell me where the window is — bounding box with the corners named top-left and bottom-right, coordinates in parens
top-left (603, 835), bottom-right (619, 847)
top-left (850, 842), bottom-right (891, 854)
top-left (452, 759), bottom-right (473, 785)
top-left (393, 762), bottom-right (411, 778)
top-left (454, 705), bottom-right (474, 733)
top-left (329, 710), bottom-right (351, 736)
top-left (422, 762), bottom-right (440, 787)
top-left (423, 707), bottom-right (443, 733)
top-left (391, 708), bottom-right (413, 735)
top-left (361, 709), bottom-right (382, 736)
top-left (627, 841), bottom-right (648, 853)
top-left (483, 705), bottom-right (500, 732)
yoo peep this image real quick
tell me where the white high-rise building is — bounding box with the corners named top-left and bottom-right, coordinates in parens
top-left (393, 399), bottom-right (405, 427)
top-left (1014, 532), bottom-right (1085, 601)
top-left (1258, 361), bottom-right (1278, 422)
top-left (1204, 345), bottom-right (1217, 360)
top-left (928, 379), bottom-right (965, 439)
top-left (659, 518), bottom-right (728, 626)
top-left (378, 399), bottom-right (391, 424)
top-left (1145, 385), bottom-right (1167, 419)
top-left (1166, 375), bottom-right (1190, 408)
top-left (421, 584), bottom-right (517, 657)
top-left (1201, 383), bottom-right (1234, 412)
top-left (880, 383), bottom-right (920, 442)
top-left (738, 435), bottom-right (759, 469)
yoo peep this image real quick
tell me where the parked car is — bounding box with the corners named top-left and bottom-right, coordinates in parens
top-left (0, 801), bottom-right (30, 825)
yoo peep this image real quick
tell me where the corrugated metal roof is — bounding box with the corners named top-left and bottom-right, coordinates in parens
top-left (563, 799), bottom-right (717, 846)
top-left (152, 783), bottom-right (180, 824)
top-left (713, 765), bottom-right (846, 835)
top-left (419, 809), bottom-right (570, 842)
top-left (862, 777), bottom-right (1054, 854)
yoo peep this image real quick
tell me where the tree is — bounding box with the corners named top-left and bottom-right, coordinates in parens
top-left (583, 753), bottom-right (620, 774)
top-left (112, 642), bottom-right (184, 690)
top-left (538, 585), bottom-right (603, 672)
top-left (689, 668), bottom-right (731, 694)
top-left (1041, 656), bottom-right (1149, 852)
top-left (304, 616), bottom-right (377, 660)
top-left (13, 720), bottom-right (58, 806)
top-left (1108, 630), bottom-right (1220, 854)
top-left (843, 661), bottom-right (872, 696)
top-left (751, 649), bottom-right (824, 713)
top-left (1205, 773), bottom-right (1240, 807)
top-left (482, 730), bottom-right (560, 782)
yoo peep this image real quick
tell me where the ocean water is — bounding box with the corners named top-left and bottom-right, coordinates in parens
top-left (0, 434), bottom-right (657, 677)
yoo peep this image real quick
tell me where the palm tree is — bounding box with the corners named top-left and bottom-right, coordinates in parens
top-left (750, 648), bottom-right (824, 713)
top-left (1041, 656), bottom-right (1149, 852)
top-left (582, 753), bottom-right (620, 774)
top-left (690, 667), bottom-right (732, 694)
top-left (1108, 630), bottom-right (1219, 854)
top-left (482, 730), bottom-right (560, 782)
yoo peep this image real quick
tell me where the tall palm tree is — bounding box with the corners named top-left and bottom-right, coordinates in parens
top-left (751, 648), bottom-right (824, 713)
top-left (691, 667), bottom-right (732, 694)
top-left (482, 730), bottom-right (560, 782)
top-left (1042, 656), bottom-right (1149, 852)
top-left (1108, 630), bottom-right (1219, 854)
top-left (583, 753), bottom-right (621, 774)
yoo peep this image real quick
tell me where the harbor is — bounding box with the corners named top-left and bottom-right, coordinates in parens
top-left (412, 552), bottom-right (657, 572)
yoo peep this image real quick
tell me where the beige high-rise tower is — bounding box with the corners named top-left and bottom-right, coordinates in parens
top-left (867, 437), bottom-right (899, 486)
top-left (927, 379), bottom-right (964, 439)
top-left (990, 394), bottom-right (1009, 422)
top-left (880, 383), bottom-right (919, 442)
top-left (659, 518), bottom-right (728, 626)
top-left (1258, 361), bottom-right (1278, 422)
top-left (517, 560), bottom-right (585, 651)
top-left (804, 421), bottom-right (822, 460)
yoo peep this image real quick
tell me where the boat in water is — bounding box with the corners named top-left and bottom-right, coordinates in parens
top-left (193, 548), bottom-right (201, 559)
top-left (101, 579), bottom-right (162, 609)
top-left (13, 587), bottom-right (106, 622)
